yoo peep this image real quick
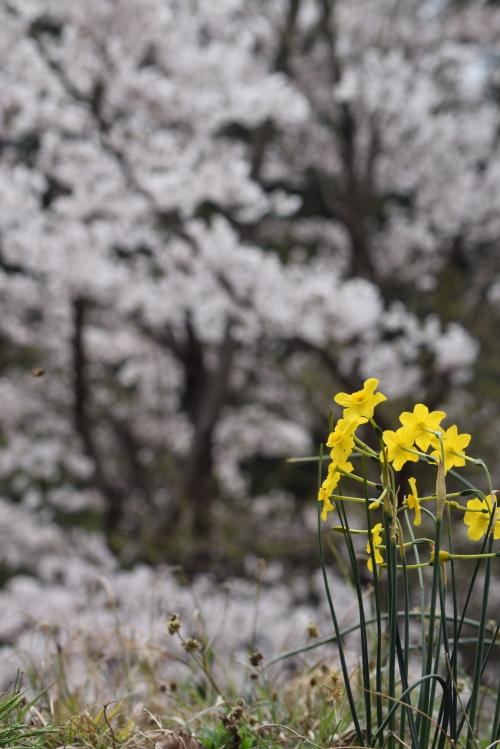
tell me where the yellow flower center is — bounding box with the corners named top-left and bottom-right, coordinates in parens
top-left (352, 393), bottom-right (366, 404)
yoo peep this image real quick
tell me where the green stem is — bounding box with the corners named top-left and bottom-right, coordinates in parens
top-left (466, 533), bottom-right (494, 749)
top-left (475, 459), bottom-right (494, 496)
top-left (377, 538), bottom-right (434, 549)
top-left (364, 453), bottom-right (383, 741)
top-left (329, 494), bottom-right (378, 503)
top-left (287, 451), bottom-right (365, 463)
top-left (336, 467), bottom-right (383, 488)
top-left (337, 490), bottom-right (371, 744)
top-left (354, 434), bottom-right (379, 456)
top-left (489, 616), bottom-right (500, 745)
top-left (457, 615), bottom-right (500, 739)
top-left (395, 626), bottom-right (419, 749)
top-left (430, 577), bottom-right (449, 749)
top-left (399, 527), bottom-right (410, 746)
top-left (403, 510), bottom-right (427, 733)
top-left (263, 612), bottom-right (496, 668)
top-left (491, 688), bottom-right (500, 748)
top-left (447, 503), bottom-right (458, 743)
top-left (449, 506), bottom-right (497, 694)
top-left (385, 508), bottom-right (398, 749)
top-left (316, 444), bottom-right (364, 747)
top-left (370, 674), bottom-right (450, 748)
top-left (419, 516), bottom-right (442, 749)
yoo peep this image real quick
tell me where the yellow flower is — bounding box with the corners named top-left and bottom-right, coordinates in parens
top-left (381, 426), bottom-right (419, 471)
top-left (399, 404), bottom-right (446, 452)
top-left (334, 378), bottom-right (387, 419)
top-left (406, 477), bottom-right (421, 526)
top-left (367, 523), bottom-right (384, 571)
top-left (326, 415), bottom-right (367, 461)
top-left (318, 490), bottom-right (335, 521)
top-left (322, 460), bottom-right (354, 494)
top-left (430, 425), bottom-right (471, 475)
top-left (463, 495), bottom-right (500, 540)
top-left (318, 460), bottom-right (354, 520)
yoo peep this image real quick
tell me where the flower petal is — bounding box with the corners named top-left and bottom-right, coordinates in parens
top-left (413, 404), bottom-right (429, 422)
top-left (334, 392), bottom-right (353, 407)
top-left (370, 392), bottom-right (387, 407)
top-left (426, 411), bottom-right (446, 427)
top-left (467, 523), bottom-right (486, 541)
top-left (363, 378), bottom-right (379, 397)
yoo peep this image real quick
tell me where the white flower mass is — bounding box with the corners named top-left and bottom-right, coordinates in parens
top-left (0, 0), bottom-right (495, 688)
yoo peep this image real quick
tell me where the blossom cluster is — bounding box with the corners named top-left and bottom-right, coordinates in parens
top-left (0, 0), bottom-right (497, 689)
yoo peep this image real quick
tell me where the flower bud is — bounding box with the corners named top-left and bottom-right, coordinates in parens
top-left (430, 550), bottom-right (451, 564)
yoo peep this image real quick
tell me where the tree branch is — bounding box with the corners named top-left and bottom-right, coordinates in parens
top-left (251, 0), bottom-right (302, 181)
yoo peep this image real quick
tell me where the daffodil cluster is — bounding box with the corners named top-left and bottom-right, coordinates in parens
top-left (382, 405), bottom-right (470, 474)
top-left (313, 378), bottom-right (500, 747)
top-left (317, 378), bottom-right (500, 572)
top-left (318, 378), bottom-right (384, 521)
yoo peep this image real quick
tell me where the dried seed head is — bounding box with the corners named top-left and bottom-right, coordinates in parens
top-left (182, 637), bottom-right (202, 653)
top-left (250, 672), bottom-right (259, 680)
top-left (249, 651), bottom-right (263, 667)
top-left (166, 613), bottom-right (181, 635)
top-left (306, 620), bottom-right (320, 638)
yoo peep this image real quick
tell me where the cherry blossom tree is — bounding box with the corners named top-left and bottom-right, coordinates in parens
top-left (0, 0), bottom-right (496, 576)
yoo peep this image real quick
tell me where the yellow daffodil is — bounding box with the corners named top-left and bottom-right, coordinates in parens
top-left (322, 459), bottom-right (354, 494)
top-left (406, 477), bottom-right (421, 526)
top-left (367, 523), bottom-right (384, 571)
top-left (399, 404), bottom-right (446, 452)
top-left (381, 426), bottom-right (419, 471)
top-left (318, 460), bottom-right (354, 516)
top-left (430, 425), bottom-right (471, 475)
top-left (326, 415), bottom-right (367, 461)
top-left (334, 378), bottom-right (387, 419)
top-left (463, 495), bottom-right (500, 540)
top-left (318, 489), bottom-right (335, 521)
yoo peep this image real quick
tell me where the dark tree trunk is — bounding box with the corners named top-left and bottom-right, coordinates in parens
top-left (71, 297), bottom-right (124, 542)
top-left (180, 324), bottom-right (236, 546)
